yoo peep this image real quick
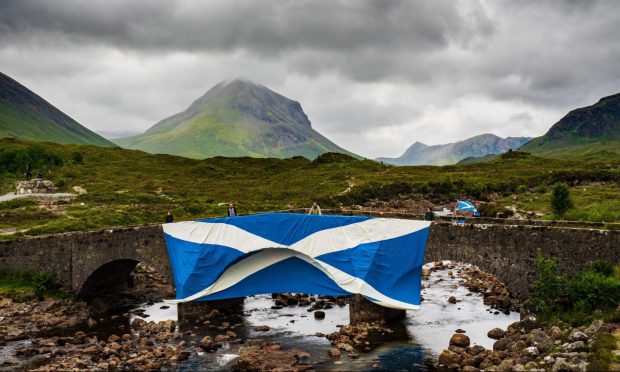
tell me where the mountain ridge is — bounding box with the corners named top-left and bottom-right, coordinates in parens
top-left (0, 72), bottom-right (115, 147)
top-left (377, 133), bottom-right (531, 166)
top-left (520, 92), bottom-right (620, 160)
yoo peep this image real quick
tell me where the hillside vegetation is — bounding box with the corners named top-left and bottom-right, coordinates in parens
top-left (1, 139), bottom-right (619, 239)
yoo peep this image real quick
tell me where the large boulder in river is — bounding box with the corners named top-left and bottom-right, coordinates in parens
top-left (449, 333), bottom-right (471, 347)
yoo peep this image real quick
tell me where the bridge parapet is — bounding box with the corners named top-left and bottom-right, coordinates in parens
top-left (0, 215), bottom-right (617, 301)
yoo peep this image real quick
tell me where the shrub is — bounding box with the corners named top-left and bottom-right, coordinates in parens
top-left (531, 250), bottom-right (566, 313)
top-left (517, 185), bottom-right (527, 194)
top-left (550, 183), bottom-right (573, 217)
top-left (0, 145), bottom-right (63, 174)
top-left (32, 272), bottom-right (60, 300)
top-left (589, 260), bottom-right (614, 277)
top-left (567, 270), bottom-right (620, 310)
top-left (71, 152), bottom-right (84, 164)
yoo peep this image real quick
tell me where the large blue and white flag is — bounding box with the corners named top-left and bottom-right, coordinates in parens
top-left (163, 213), bottom-right (431, 310)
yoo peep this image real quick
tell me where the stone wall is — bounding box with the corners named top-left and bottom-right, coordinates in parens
top-left (0, 218), bottom-right (617, 301)
top-left (426, 222), bottom-right (619, 300)
top-left (0, 224), bottom-right (173, 295)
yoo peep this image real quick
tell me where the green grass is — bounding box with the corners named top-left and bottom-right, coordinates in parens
top-left (1, 138), bottom-right (619, 238)
top-left (589, 333), bottom-right (620, 371)
top-left (0, 269), bottom-right (67, 301)
top-left (500, 183), bottom-right (620, 222)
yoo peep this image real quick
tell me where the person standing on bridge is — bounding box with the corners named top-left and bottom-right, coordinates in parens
top-left (424, 207), bottom-right (435, 221)
top-left (227, 203), bottom-right (237, 217)
top-left (308, 201), bottom-right (322, 215)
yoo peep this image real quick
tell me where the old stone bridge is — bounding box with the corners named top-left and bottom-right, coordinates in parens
top-left (0, 213), bottom-right (618, 304)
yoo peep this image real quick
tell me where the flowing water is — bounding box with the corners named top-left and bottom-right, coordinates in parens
top-left (1, 262), bottom-right (519, 370)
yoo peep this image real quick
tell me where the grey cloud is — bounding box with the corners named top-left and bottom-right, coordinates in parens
top-left (0, 0), bottom-right (619, 158)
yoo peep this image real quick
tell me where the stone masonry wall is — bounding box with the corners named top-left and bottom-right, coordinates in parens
top-left (426, 222), bottom-right (619, 300)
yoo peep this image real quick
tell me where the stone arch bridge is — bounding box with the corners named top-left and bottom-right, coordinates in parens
top-left (0, 214), bottom-right (617, 302)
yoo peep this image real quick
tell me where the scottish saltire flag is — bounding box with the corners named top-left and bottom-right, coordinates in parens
top-left (457, 200), bottom-right (477, 212)
top-left (163, 213), bottom-right (431, 310)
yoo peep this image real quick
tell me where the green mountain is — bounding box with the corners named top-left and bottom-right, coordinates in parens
top-left (520, 92), bottom-right (620, 160)
top-left (116, 78), bottom-right (355, 159)
top-left (0, 72), bottom-right (115, 147)
top-left (377, 133), bottom-right (530, 166)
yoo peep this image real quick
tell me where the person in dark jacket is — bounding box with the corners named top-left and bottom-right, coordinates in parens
top-left (424, 207), bottom-right (435, 221)
top-left (227, 203), bottom-right (237, 217)
top-left (165, 211), bottom-right (174, 223)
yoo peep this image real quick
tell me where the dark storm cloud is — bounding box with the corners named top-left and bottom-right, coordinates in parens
top-left (0, 0), bottom-right (619, 158)
top-left (0, 0), bottom-right (490, 54)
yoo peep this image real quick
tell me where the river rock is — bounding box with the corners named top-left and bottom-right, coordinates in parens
top-left (566, 341), bottom-right (588, 352)
top-left (199, 336), bottom-right (219, 351)
top-left (487, 328), bottom-right (505, 339)
top-left (569, 329), bottom-right (588, 342)
top-left (493, 337), bottom-right (511, 351)
top-left (314, 311), bottom-right (325, 319)
top-left (438, 349), bottom-right (462, 366)
top-left (449, 333), bottom-right (470, 347)
top-left (523, 346), bottom-right (539, 357)
top-left (548, 325), bottom-right (562, 339)
top-left (328, 348), bottom-right (341, 357)
top-left (528, 329), bottom-right (553, 351)
top-left (467, 345), bottom-right (486, 355)
top-left (584, 319), bottom-right (605, 337)
top-left (448, 296), bottom-right (458, 304)
top-left (255, 325), bottom-right (270, 331)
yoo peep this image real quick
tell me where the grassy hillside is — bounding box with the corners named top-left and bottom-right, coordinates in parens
top-left (520, 92), bottom-right (620, 161)
top-left (0, 72), bottom-right (115, 147)
top-left (1, 139), bottom-right (619, 239)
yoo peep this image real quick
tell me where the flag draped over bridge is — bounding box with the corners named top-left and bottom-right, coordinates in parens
top-left (162, 213), bottom-right (431, 310)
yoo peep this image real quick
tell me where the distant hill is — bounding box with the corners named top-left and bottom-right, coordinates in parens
top-left (0, 72), bottom-right (115, 147)
top-left (457, 153), bottom-right (498, 165)
top-left (116, 78), bottom-right (356, 159)
top-left (377, 134), bottom-right (531, 166)
top-left (520, 92), bottom-right (620, 160)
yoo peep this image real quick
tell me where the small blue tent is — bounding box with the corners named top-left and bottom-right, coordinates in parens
top-left (163, 213), bottom-right (431, 310)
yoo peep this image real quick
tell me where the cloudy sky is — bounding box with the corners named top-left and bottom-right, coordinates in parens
top-left (1, 0), bottom-right (619, 158)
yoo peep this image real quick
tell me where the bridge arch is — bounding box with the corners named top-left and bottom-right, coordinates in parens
top-left (70, 226), bottom-right (174, 296)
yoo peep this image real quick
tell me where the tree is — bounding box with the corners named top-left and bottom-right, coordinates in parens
top-left (550, 183), bottom-right (573, 218)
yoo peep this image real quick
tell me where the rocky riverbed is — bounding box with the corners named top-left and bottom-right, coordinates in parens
top-left (1, 261), bottom-right (614, 370)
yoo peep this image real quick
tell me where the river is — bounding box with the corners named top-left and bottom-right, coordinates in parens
top-left (0, 261), bottom-right (519, 370)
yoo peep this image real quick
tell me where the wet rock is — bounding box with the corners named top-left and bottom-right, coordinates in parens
top-left (107, 334), bottom-right (120, 343)
top-left (314, 311), bottom-right (325, 319)
top-left (328, 348), bottom-right (341, 357)
top-left (254, 325), bottom-right (270, 332)
top-left (455, 328), bottom-right (466, 333)
top-left (448, 296), bottom-right (458, 304)
top-left (467, 345), bottom-right (486, 356)
top-left (487, 328), bottom-right (505, 339)
top-left (493, 337), bottom-right (511, 351)
top-left (449, 333), bottom-right (470, 347)
top-left (199, 336), bottom-right (219, 351)
top-left (438, 349), bottom-right (462, 366)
